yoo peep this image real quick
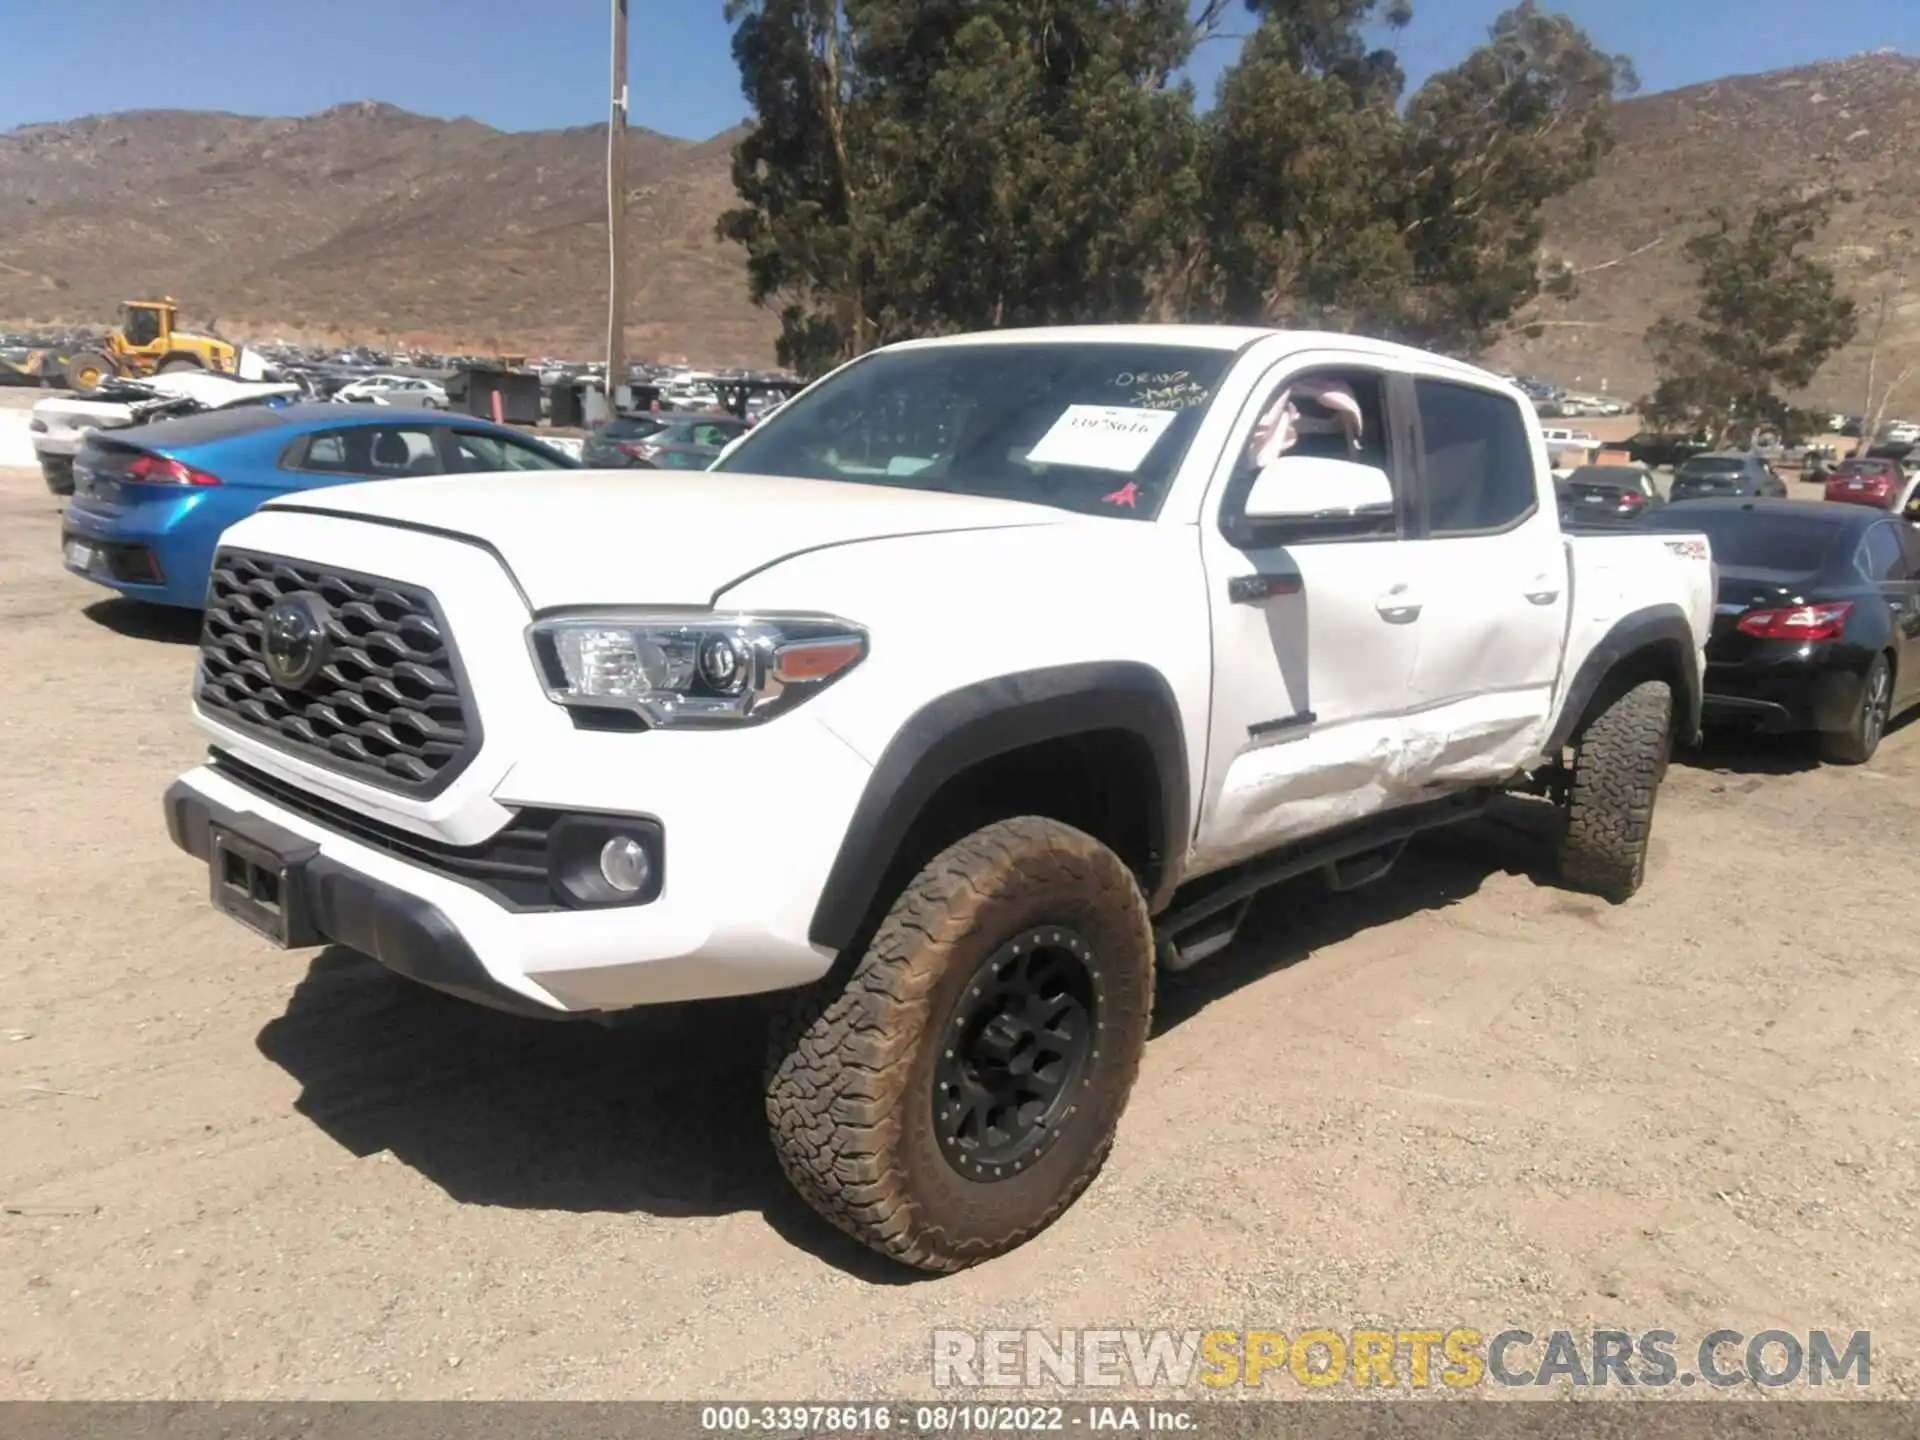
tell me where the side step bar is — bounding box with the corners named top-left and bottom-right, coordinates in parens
top-left (1153, 788), bottom-right (1495, 973)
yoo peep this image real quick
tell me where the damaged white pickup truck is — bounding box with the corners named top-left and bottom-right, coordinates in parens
top-left (164, 327), bottom-right (1713, 1270)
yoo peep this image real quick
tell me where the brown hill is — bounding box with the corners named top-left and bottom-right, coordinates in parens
top-left (0, 101), bottom-right (778, 365)
top-left (1490, 51), bottom-right (1920, 415)
top-left (8, 54), bottom-right (1920, 395)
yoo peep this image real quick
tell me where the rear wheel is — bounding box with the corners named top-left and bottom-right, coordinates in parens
top-left (1821, 653), bottom-right (1891, 766)
top-left (64, 350), bottom-right (114, 395)
top-left (1558, 679), bottom-right (1672, 903)
top-left (764, 816), bottom-right (1154, 1272)
top-left (157, 357), bottom-right (202, 375)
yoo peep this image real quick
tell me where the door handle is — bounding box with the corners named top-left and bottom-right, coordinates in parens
top-left (1375, 584), bottom-right (1422, 622)
top-left (1525, 583), bottom-right (1562, 605)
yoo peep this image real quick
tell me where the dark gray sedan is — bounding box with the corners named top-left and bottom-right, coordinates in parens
top-left (1670, 453), bottom-right (1790, 502)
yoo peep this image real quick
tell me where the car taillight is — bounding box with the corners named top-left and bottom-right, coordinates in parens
top-left (124, 454), bottom-right (221, 486)
top-left (1736, 602), bottom-right (1853, 642)
top-left (615, 442), bottom-right (651, 460)
top-left (1619, 491), bottom-right (1647, 508)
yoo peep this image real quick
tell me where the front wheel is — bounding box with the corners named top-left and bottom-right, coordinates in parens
top-left (1558, 679), bottom-right (1672, 903)
top-left (64, 349), bottom-right (114, 395)
top-left (764, 816), bottom-right (1154, 1271)
top-left (1821, 653), bottom-right (1892, 765)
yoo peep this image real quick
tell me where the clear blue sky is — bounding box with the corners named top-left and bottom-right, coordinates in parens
top-left (0, 0), bottom-right (1915, 141)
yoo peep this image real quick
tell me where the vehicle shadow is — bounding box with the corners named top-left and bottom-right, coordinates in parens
top-left (254, 797), bottom-right (1567, 1279)
top-left (1675, 729), bottom-right (1821, 776)
top-left (1152, 795), bottom-right (1560, 1034)
top-left (82, 597), bottom-right (202, 645)
top-left (254, 947), bottom-right (926, 1283)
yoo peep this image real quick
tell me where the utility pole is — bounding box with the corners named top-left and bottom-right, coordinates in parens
top-left (605, 0), bottom-right (630, 415)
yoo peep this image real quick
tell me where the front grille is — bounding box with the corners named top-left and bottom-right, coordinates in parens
top-left (198, 549), bottom-right (480, 796)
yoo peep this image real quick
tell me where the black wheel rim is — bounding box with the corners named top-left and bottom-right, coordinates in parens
top-left (932, 926), bottom-right (1100, 1181)
top-left (1866, 663), bottom-right (1891, 750)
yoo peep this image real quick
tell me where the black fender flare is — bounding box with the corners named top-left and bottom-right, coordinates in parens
top-left (807, 662), bottom-right (1190, 953)
top-left (1547, 603), bottom-right (1703, 753)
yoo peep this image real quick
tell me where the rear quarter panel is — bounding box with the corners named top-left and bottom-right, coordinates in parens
top-left (1556, 528), bottom-right (1715, 729)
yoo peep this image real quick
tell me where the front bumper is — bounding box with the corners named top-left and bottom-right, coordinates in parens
top-left (166, 732), bottom-right (862, 1015)
top-left (166, 778), bottom-right (555, 1017)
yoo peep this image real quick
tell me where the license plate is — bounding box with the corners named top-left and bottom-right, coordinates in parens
top-left (63, 539), bottom-right (94, 572)
top-left (1581, 493), bottom-right (1606, 503)
top-left (209, 819), bottom-right (321, 948)
top-left (1848, 480), bottom-right (1865, 490)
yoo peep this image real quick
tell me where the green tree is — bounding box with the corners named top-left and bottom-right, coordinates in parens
top-left (721, 0), bottom-right (1633, 370)
top-left (1397, 0), bottom-right (1637, 347)
top-left (1183, 0), bottom-right (1632, 350)
top-left (719, 0), bottom-right (1199, 373)
top-left (1645, 193), bottom-right (1859, 444)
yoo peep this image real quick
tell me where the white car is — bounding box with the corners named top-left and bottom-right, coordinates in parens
top-left (333, 374), bottom-right (448, 408)
top-left (163, 325), bottom-right (1712, 1271)
top-left (29, 372), bottom-right (300, 494)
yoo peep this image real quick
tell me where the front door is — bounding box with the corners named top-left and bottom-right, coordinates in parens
top-left (1191, 358), bottom-right (1424, 875)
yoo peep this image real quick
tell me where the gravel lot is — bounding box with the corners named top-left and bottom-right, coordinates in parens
top-left (2, 418), bottom-right (1917, 1401)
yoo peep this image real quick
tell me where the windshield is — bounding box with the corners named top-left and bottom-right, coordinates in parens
top-left (1650, 508), bottom-right (1841, 573)
top-left (1678, 457), bottom-right (1746, 476)
top-left (1566, 467), bottom-right (1641, 487)
top-left (712, 342), bottom-right (1236, 519)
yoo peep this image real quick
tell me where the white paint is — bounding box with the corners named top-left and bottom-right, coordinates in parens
top-left (180, 324), bottom-right (1716, 1016)
top-left (1025, 404), bottom-right (1177, 472)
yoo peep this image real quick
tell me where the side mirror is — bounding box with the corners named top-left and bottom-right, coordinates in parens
top-left (1243, 455), bottom-right (1395, 525)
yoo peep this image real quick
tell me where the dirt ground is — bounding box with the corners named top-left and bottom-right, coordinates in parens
top-left (2, 425), bottom-right (1918, 1402)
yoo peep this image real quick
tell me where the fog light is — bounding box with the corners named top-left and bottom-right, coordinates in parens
top-left (599, 835), bottom-right (651, 893)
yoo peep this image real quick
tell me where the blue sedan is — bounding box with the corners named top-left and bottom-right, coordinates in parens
top-left (60, 404), bottom-right (579, 609)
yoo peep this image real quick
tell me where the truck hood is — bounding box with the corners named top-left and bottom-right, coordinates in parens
top-left (265, 469), bottom-right (1070, 609)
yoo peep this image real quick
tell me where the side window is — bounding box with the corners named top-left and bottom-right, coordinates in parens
top-left (1219, 367), bottom-right (1397, 545)
top-left (296, 433), bottom-right (351, 472)
top-left (1861, 523), bottom-right (1907, 582)
top-left (362, 427), bottom-right (442, 477)
top-left (447, 431), bottom-right (568, 472)
top-left (1414, 379), bottom-right (1538, 536)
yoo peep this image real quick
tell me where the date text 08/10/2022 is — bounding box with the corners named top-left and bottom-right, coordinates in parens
top-left (700, 1405), bottom-right (1195, 1434)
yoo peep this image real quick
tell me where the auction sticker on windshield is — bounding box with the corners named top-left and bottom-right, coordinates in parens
top-left (1027, 405), bottom-right (1178, 473)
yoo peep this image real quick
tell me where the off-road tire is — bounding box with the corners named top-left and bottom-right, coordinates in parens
top-left (64, 349), bottom-right (114, 395)
top-left (1558, 679), bottom-right (1672, 903)
top-left (156, 356), bottom-right (202, 374)
top-left (1820, 652), bottom-right (1892, 766)
top-left (765, 816), bottom-right (1154, 1272)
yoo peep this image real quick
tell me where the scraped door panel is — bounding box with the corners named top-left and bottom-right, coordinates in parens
top-left (1398, 377), bottom-right (1565, 784)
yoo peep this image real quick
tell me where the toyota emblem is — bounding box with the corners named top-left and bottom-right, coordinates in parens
top-left (262, 592), bottom-right (332, 691)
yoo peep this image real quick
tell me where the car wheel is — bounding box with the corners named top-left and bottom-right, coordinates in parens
top-left (1558, 679), bottom-right (1673, 903)
top-left (764, 816), bottom-right (1154, 1272)
top-left (1821, 653), bottom-right (1892, 765)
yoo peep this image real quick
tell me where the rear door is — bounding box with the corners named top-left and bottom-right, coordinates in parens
top-left (1394, 375), bottom-right (1568, 784)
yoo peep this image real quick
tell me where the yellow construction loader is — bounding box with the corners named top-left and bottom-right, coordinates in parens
top-left (63, 300), bottom-right (241, 394)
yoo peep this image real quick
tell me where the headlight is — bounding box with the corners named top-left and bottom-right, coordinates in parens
top-left (528, 612), bottom-right (867, 727)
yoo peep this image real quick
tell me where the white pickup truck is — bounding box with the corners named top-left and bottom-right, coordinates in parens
top-left (164, 326), bottom-right (1713, 1271)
